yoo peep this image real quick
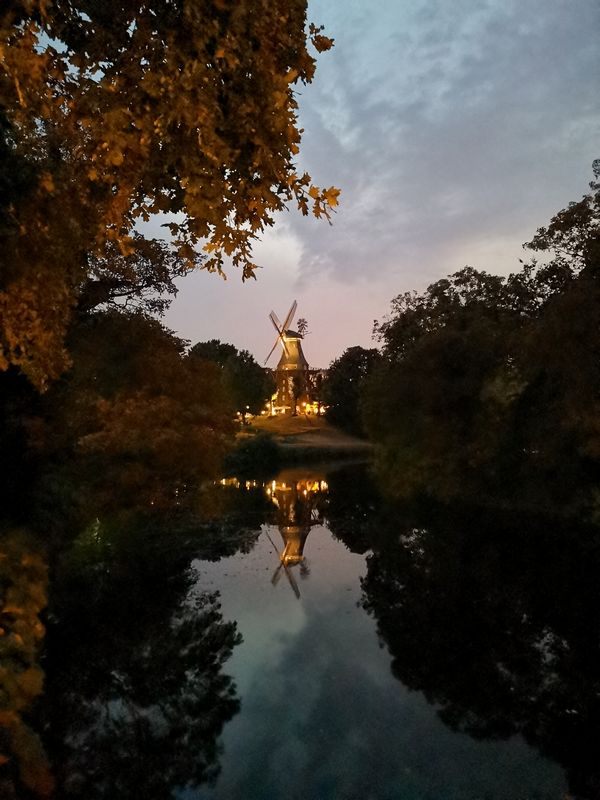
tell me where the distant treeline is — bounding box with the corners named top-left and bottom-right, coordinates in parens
top-left (323, 161), bottom-right (600, 516)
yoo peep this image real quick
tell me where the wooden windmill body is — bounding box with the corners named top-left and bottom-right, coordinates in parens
top-left (265, 301), bottom-right (310, 413)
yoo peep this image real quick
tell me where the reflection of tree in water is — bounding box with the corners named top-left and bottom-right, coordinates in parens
top-left (46, 597), bottom-right (239, 798)
top-left (38, 509), bottom-right (251, 799)
top-left (319, 462), bottom-right (381, 554)
top-left (0, 532), bottom-right (53, 799)
top-left (360, 503), bottom-right (600, 799)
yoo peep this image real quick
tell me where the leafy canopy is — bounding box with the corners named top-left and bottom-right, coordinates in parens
top-left (323, 346), bottom-right (381, 435)
top-left (0, 1), bottom-right (338, 387)
top-left (188, 339), bottom-right (275, 415)
top-left (363, 163), bottom-right (600, 510)
top-left (41, 312), bottom-right (236, 503)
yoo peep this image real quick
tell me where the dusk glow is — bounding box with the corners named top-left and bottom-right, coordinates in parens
top-left (162, 0), bottom-right (599, 366)
top-left (2, 3), bottom-right (600, 797)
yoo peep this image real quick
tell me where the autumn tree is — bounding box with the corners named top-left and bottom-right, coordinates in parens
top-left (0, 532), bottom-right (53, 798)
top-left (0, 1), bottom-right (338, 388)
top-left (39, 311), bottom-right (236, 505)
top-left (77, 234), bottom-right (191, 316)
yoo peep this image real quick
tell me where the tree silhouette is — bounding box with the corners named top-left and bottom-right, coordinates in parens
top-left (361, 500), bottom-right (600, 799)
top-left (296, 318), bottom-right (309, 336)
top-left (39, 506), bottom-right (255, 799)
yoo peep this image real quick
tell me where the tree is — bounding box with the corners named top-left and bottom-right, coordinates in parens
top-left (188, 340), bottom-right (240, 369)
top-left (41, 312), bottom-right (236, 503)
top-left (291, 374), bottom-right (303, 415)
top-left (363, 272), bottom-right (522, 499)
top-left (363, 263), bottom-right (582, 502)
top-left (0, 532), bottom-right (53, 799)
top-left (312, 371), bottom-right (324, 414)
top-left (371, 267), bottom-right (519, 364)
top-left (525, 158), bottom-right (600, 273)
top-left (77, 234), bottom-right (190, 316)
top-left (363, 164), bottom-right (600, 509)
top-left (296, 317), bottom-right (309, 336)
top-left (188, 339), bottom-right (275, 416)
top-left (0, 1), bottom-right (339, 387)
top-left (323, 346), bottom-right (381, 435)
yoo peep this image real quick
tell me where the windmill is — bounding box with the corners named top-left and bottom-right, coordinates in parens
top-left (266, 529), bottom-right (302, 600)
top-left (264, 300), bottom-right (309, 413)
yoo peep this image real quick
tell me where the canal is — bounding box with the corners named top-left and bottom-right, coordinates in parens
top-left (2, 462), bottom-right (599, 798)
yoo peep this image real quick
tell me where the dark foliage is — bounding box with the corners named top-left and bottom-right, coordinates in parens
top-left (361, 498), bottom-right (600, 799)
top-left (362, 163), bottom-right (600, 515)
top-left (323, 346), bottom-right (381, 436)
top-left (189, 339), bottom-right (275, 415)
top-left (223, 433), bottom-right (282, 477)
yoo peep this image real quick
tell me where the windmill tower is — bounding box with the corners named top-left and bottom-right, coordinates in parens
top-left (264, 300), bottom-right (310, 413)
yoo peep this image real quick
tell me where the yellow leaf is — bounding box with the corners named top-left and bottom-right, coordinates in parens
top-left (17, 667), bottom-right (44, 700)
top-left (324, 187), bottom-right (341, 208)
top-left (39, 173), bottom-right (54, 193)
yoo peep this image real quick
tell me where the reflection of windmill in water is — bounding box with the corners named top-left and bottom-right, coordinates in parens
top-left (264, 300), bottom-right (310, 414)
top-left (265, 474), bottom-right (328, 599)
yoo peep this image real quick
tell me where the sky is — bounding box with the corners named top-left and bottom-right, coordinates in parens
top-left (161, 0), bottom-right (599, 368)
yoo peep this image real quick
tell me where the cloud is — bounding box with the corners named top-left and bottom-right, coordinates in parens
top-left (164, 0), bottom-right (599, 366)
top-left (290, 0), bottom-right (599, 285)
top-left (195, 587), bottom-right (565, 799)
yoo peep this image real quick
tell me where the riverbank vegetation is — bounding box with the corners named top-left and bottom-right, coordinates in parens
top-left (3, 163), bottom-right (598, 539)
top-left (322, 346), bottom-right (381, 437)
top-left (343, 162), bottom-right (599, 516)
top-left (188, 340), bottom-right (275, 417)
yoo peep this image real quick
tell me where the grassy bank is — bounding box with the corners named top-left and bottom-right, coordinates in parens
top-left (224, 415), bottom-right (373, 476)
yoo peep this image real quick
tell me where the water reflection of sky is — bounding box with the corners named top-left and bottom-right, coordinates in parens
top-left (187, 523), bottom-right (566, 800)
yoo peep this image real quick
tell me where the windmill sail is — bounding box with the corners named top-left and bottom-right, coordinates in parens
top-left (264, 300), bottom-right (297, 365)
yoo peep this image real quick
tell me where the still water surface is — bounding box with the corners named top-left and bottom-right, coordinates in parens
top-left (4, 462), bottom-right (599, 798)
top-left (190, 529), bottom-right (564, 799)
